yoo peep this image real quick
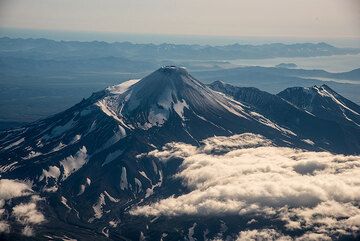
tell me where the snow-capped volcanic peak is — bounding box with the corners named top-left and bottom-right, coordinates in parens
top-left (96, 66), bottom-right (248, 130)
top-left (123, 66), bottom-right (202, 112)
top-left (96, 66), bottom-right (192, 129)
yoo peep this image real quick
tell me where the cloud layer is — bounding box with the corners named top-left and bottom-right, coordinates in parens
top-left (131, 133), bottom-right (360, 239)
top-left (0, 179), bottom-right (45, 236)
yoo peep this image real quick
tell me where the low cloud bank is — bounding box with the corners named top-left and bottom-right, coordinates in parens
top-left (0, 179), bottom-right (33, 201)
top-left (234, 228), bottom-right (333, 241)
top-left (235, 229), bottom-right (292, 241)
top-left (131, 133), bottom-right (360, 239)
top-left (0, 179), bottom-right (45, 236)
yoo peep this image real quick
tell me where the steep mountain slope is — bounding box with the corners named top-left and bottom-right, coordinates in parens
top-left (1, 66), bottom-right (359, 240)
top-left (209, 81), bottom-right (360, 153)
top-left (194, 66), bottom-right (360, 105)
top-left (278, 84), bottom-right (360, 128)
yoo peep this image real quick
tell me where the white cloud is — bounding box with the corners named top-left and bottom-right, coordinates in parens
top-left (0, 179), bottom-right (32, 200)
top-left (39, 165), bottom-right (61, 182)
top-left (21, 225), bottom-right (33, 237)
top-left (295, 233), bottom-right (331, 241)
top-left (236, 229), bottom-right (292, 241)
top-left (12, 198), bottom-right (45, 225)
top-left (0, 179), bottom-right (34, 234)
top-left (0, 179), bottom-right (45, 236)
top-left (201, 133), bottom-right (272, 154)
top-left (235, 229), bottom-right (332, 241)
top-left (0, 221), bottom-right (10, 233)
top-left (131, 133), bottom-right (360, 238)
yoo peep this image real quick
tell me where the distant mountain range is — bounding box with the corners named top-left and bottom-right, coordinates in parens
top-left (1, 37), bottom-right (359, 61)
top-left (0, 67), bottom-right (359, 240)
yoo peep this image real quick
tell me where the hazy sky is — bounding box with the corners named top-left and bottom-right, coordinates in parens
top-left (0, 0), bottom-right (359, 38)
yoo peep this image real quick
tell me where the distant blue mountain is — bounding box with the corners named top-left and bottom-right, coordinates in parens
top-left (276, 63), bottom-right (298, 68)
top-left (1, 37), bottom-right (359, 60)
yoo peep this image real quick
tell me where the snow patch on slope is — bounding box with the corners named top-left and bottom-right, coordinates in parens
top-left (23, 151), bottom-right (42, 160)
top-left (107, 79), bottom-right (140, 94)
top-left (104, 191), bottom-right (119, 203)
top-left (3, 138), bottom-right (25, 150)
top-left (145, 170), bottom-right (163, 198)
top-left (90, 193), bottom-right (106, 221)
top-left (173, 100), bottom-right (189, 121)
top-left (102, 149), bottom-right (123, 167)
top-left (0, 161), bottom-right (18, 173)
top-left (51, 119), bottom-right (75, 137)
top-left (60, 146), bottom-right (88, 180)
top-left (78, 178), bottom-right (91, 196)
top-left (120, 167), bottom-right (128, 190)
top-left (61, 196), bottom-right (71, 210)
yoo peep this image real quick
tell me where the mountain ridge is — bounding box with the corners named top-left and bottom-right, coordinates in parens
top-left (278, 84), bottom-right (360, 128)
top-left (1, 37), bottom-right (358, 60)
top-left (208, 80), bottom-right (360, 153)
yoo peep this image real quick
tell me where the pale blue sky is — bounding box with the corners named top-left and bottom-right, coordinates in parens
top-left (0, 0), bottom-right (359, 38)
